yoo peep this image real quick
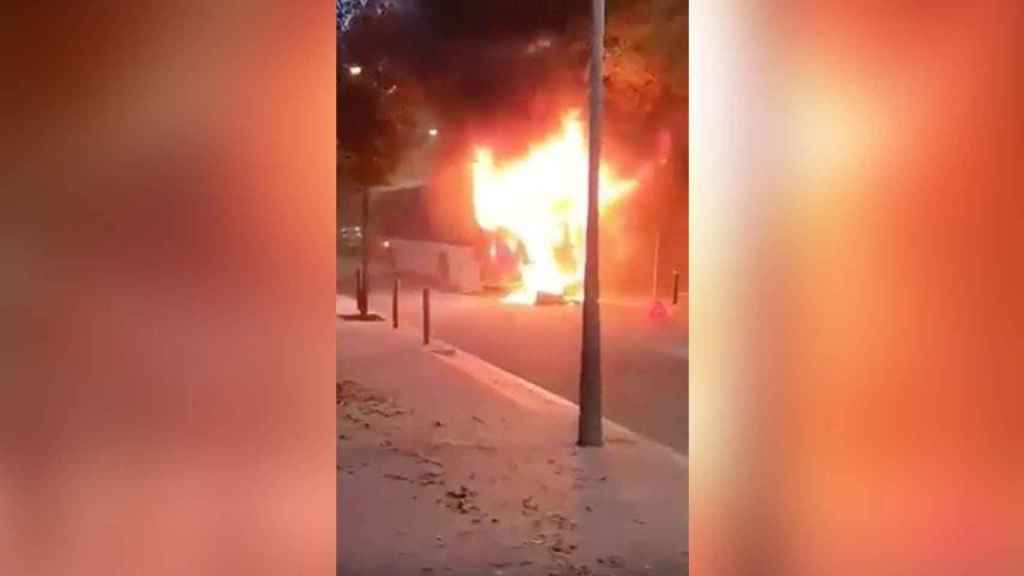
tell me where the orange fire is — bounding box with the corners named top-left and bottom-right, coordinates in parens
top-left (472, 110), bottom-right (637, 304)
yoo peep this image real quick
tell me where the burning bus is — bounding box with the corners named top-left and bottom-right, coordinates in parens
top-left (470, 110), bottom-right (637, 304)
top-left (369, 182), bottom-right (523, 294)
top-left (369, 110), bottom-right (652, 303)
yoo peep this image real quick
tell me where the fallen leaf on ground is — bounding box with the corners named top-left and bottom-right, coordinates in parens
top-left (544, 513), bottom-right (577, 531)
top-left (418, 470), bottom-right (445, 486)
top-left (412, 452), bottom-right (444, 467)
top-left (443, 485), bottom-right (480, 514)
top-left (446, 485), bottom-right (472, 499)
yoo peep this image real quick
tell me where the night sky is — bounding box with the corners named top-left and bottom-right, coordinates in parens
top-left (341, 0), bottom-right (584, 37)
top-left (341, 0), bottom-right (597, 145)
top-left (426, 0), bottom-right (583, 39)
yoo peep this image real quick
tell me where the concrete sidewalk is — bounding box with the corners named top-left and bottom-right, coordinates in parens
top-left (337, 296), bottom-right (688, 576)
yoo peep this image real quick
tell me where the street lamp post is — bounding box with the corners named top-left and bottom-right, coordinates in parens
top-left (578, 0), bottom-right (605, 447)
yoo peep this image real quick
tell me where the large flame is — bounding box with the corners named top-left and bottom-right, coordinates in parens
top-left (472, 111), bottom-right (637, 304)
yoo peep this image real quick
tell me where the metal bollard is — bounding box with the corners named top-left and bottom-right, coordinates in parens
top-left (355, 268), bottom-right (364, 314)
top-left (652, 229), bottom-right (662, 300)
top-left (392, 277), bottom-right (400, 329)
top-left (672, 269), bottom-right (680, 305)
top-left (422, 288), bottom-right (431, 345)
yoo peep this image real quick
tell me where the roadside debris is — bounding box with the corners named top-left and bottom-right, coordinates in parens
top-left (443, 484), bottom-right (481, 515)
top-left (418, 469), bottom-right (445, 486)
top-left (544, 512), bottom-right (577, 531)
top-left (338, 380), bottom-right (407, 422)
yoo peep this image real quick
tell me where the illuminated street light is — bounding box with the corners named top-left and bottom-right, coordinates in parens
top-left (428, 128), bottom-right (439, 137)
top-left (348, 65), bottom-right (363, 76)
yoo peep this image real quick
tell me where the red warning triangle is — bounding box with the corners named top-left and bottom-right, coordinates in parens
top-left (649, 300), bottom-right (668, 320)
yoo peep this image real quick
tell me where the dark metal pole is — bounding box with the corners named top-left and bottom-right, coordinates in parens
top-left (651, 228), bottom-right (662, 300)
top-left (392, 277), bottom-right (400, 329)
top-left (422, 288), bottom-right (431, 345)
top-left (355, 268), bottom-right (364, 315)
top-left (673, 269), bottom-right (680, 305)
top-left (361, 190), bottom-right (371, 315)
top-left (578, 0), bottom-right (605, 447)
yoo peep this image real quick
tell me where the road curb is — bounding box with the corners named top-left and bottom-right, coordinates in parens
top-left (337, 292), bottom-right (688, 469)
top-left (426, 338), bottom-right (689, 470)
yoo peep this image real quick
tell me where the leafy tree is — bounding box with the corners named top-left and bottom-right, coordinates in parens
top-left (607, 0), bottom-right (686, 95)
top-left (561, 0), bottom-right (688, 232)
top-left (337, 0), bottom-right (425, 219)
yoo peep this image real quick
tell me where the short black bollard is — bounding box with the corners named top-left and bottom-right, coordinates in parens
top-left (392, 277), bottom-right (400, 329)
top-left (422, 288), bottom-right (431, 345)
top-left (672, 269), bottom-right (680, 305)
top-left (355, 268), bottom-right (364, 314)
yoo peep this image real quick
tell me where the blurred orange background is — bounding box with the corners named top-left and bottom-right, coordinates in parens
top-left (691, 1), bottom-right (1023, 574)
top-left (0, 3), bottom-right (335, 575)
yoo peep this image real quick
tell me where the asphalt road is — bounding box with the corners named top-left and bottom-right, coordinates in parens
top-left (339, 278), bottom-right (688, 453)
